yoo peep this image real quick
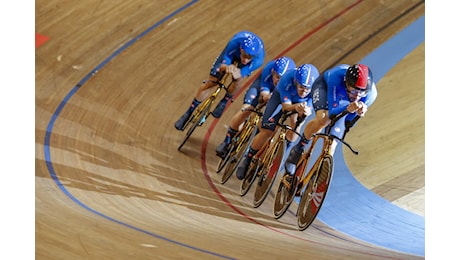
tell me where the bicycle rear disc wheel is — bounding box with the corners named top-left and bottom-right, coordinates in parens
top-left (297, 155), bottom-right (333, 231)
top-left (253, 140), bottom-right (284, 208)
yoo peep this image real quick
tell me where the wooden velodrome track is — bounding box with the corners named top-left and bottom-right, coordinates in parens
top-left (35, 1), bottom-right (425, 259)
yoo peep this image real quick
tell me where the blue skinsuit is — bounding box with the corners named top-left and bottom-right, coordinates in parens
top-left (312, 64), bottom-right (378, 138)
top-left (243, 57), bottom-right (296, 107)
top-left (209, 31), bottom-right (265, 80)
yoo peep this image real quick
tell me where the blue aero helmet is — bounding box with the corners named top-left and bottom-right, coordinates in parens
top-left (273, 56), bottom-right (294, 77)
top-left (241, 34), bottom-right (261, 57)
top-left (295, 64), bottom-right (319, 88)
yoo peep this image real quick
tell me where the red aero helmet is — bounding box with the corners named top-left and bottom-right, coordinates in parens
top-left (345, 64), bottom-right (373, 92)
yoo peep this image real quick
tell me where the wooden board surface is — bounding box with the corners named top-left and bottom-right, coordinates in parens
top-left (35, 1), bottom-right (425, 259)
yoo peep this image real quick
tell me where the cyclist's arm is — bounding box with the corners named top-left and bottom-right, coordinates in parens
top-left (259, 90), bottom-right (271, 105)
top-left (278, 85), bottom-right (296, 112)
top-left (240, 52), bottom-right (265, 78)
top-left (344, 82), bottom-right (378, 127)
top-left (281, 101), bottom-right (310, 116)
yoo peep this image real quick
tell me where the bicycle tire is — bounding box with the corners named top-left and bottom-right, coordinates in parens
top-left (240, 159), bottom-right (260, 196)
top-left (219, 147), bottom-right (240, 184)
top-left (217, 117), bottom-right (252, 174)
top-left (273, 172), bottom-right (298, 219)
top-left (177, 100), bottom-right (211, 151)
top-left (220, 133), bottom-right (252, 184)
top-left (220, 118), bottom-right (256, 184)
top-left (253, 137), bottom-right (284, 208)
top-left (216, 146), bottom-right (233, 174)
top-left (273, 155), bottom-right (309, 219)
top-left (297, 155), bottom-right (333, 231)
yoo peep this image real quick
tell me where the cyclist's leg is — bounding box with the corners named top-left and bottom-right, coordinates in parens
top-left (231, 84), bottom-right (259, 130)
top-left (302, 79), bottom-right (329, 139)
top-left (216, 86), bottom-right (258, 157)
top-left (284, 80), bottom-right (328, 171)
top-left (327, 116), bottom-right (347, 156)
top-left (236, 91), bottom-right (281, 179)
top-left (284, 110), bottom-right (327, 177)
top-left (215, 127), bottom-right (238, 158)
top-left (252, 90), bottom-right (283, 149)
top-left (212, 59), bottom-right (247, 118)
top-left (235, 125), bottom-right (271, 180)
top-left (285, 112), bottom-right (307, 150)
top-left (236, 146), bottom-right (258, 180)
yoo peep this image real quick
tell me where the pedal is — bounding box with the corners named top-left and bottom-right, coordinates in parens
top-left (281, 174), bottom-right (292, 189)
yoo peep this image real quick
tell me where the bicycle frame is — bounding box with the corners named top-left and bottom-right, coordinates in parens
top-left (177, 73), bottom-right (234, 151)
top-left (220, 105), bottom-right (264, 184)
top-left (295, 110), bottom-right (359, 192)
top-left (295, 110), bottom-right (359, 230)
top-left (274, 110), bottom-right (360, 220)
top-left (251, 111), bottom-right (304, 208)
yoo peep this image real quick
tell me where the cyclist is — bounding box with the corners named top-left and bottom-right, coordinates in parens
top-left (235, 64), bottom-right (320, 180)
top-left (283, 63), bottom-right (378, 181)
top-left (175, 31), bottom-right (265, 131)
top-left (215, 56), bottom-right (296, 159)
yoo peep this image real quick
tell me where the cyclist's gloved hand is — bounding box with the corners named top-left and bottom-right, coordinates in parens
top-left (227, 65), bottom-right (242, 80)
top-left (218, 64), bottom-right (228, 73)
top-left (258, 91), bottom-right (271, 105)
top-left (346, 101), bottom-right (362, 113)
top-left (356, 101), bottom-right (367, 116)
top-left (295, 102), bottom-right (311, 117)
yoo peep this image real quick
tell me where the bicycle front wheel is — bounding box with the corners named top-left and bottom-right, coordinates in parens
top-left (253, 139), bottom-right (284, 208)
top-left (273, 173), bottom-right (298, 219)
top-left (297, 155), bottom-right (333, 231)
top-left (240, 159), bottom-right (260, 196)
top-left (216, 144), bottom-right (233, 174)
top-left (273, 154), bottom-right (309, 219)
top-left (177, 102), bottom-right (211, 151)
top-left (220, 144), bottom-right (242, 184)
top-left (217, 119), bottom-right (255, 177)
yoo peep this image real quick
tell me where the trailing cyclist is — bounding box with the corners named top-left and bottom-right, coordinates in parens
top-left (175, 31), bottom-right (265, 131)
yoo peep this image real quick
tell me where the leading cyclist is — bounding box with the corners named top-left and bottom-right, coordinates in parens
top-left (283, 63), bottom-right (378, 181)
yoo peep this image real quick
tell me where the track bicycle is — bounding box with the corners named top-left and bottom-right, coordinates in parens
top-left (177, 73), bottom-right (234, 151)
top-left (219, 104), bottom-right (264, 184)
top-left (272, 110), bottom-right (359, 230)
top-left (239, 111), bottom-right (304, 208)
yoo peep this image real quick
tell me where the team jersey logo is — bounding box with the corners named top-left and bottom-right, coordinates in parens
top-left (312, 89), bottom-right (320, 103)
